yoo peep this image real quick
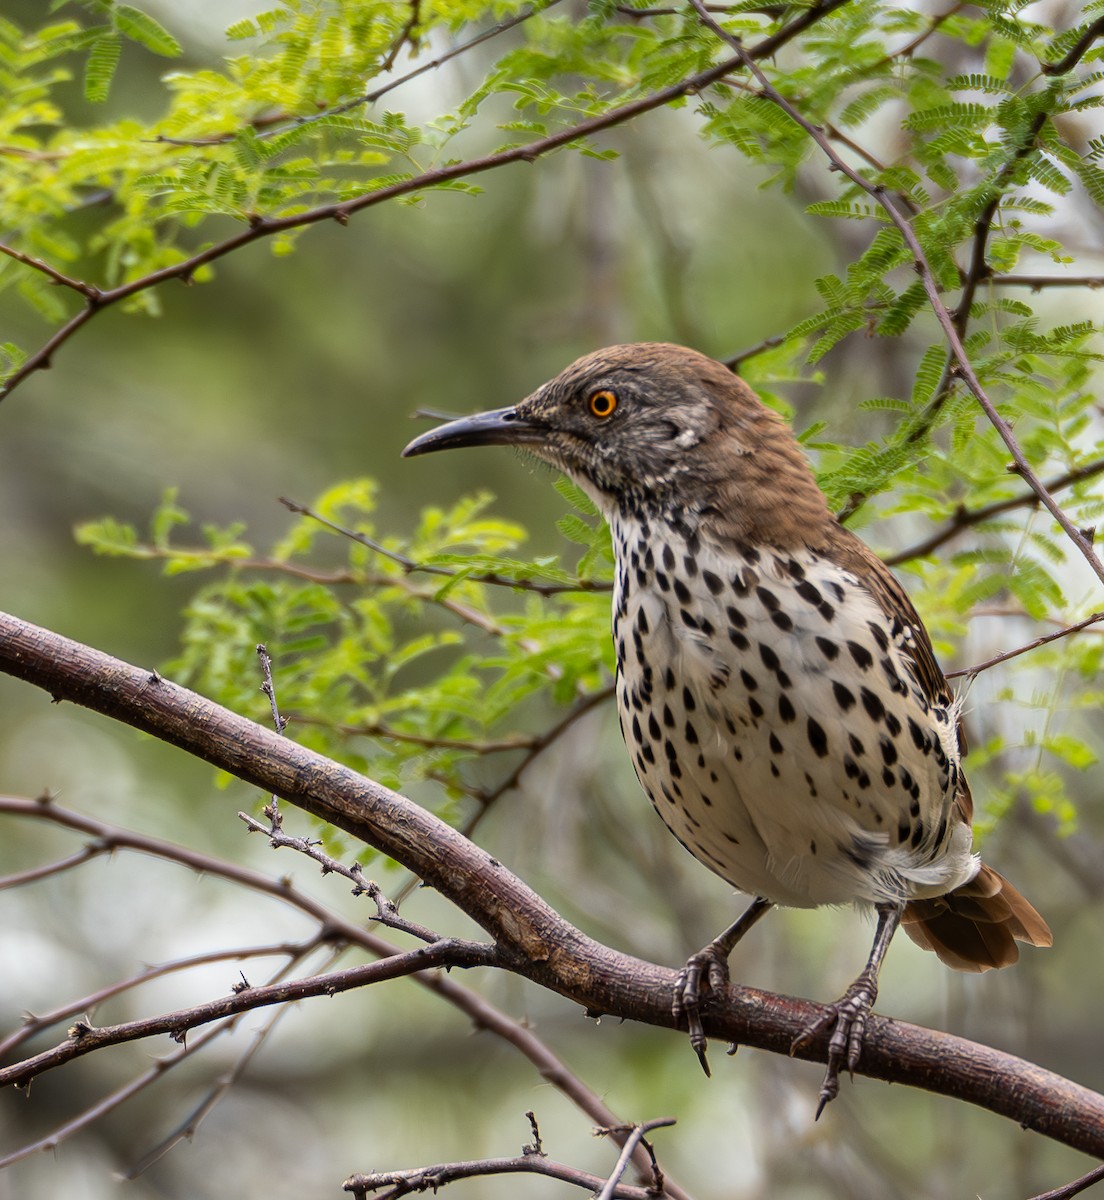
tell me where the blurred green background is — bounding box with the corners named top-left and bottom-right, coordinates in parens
top-left (0, 3), bottom-right (1099, 1199)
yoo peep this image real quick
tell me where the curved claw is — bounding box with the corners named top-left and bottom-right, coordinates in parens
top-left (672, 946), bottom-right (731, 1078)
top-left (790, 969), bottom-right (879, 1119)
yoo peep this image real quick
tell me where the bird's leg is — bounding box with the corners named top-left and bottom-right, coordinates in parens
top-left (673, 895), bottom-right (773, 1077)
top-left (792, 901), bottom-right (903, 1118)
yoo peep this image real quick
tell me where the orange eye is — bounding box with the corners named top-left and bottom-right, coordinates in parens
top-left (588, 389), bottom-right (617, 419)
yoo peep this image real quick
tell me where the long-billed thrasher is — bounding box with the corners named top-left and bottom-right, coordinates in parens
top-left (403, 342), bottom-right (1052, 1113)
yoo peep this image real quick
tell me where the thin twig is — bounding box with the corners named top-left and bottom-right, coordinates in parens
top-left (1041, 13), bottom-right (1104, 75)
top-left (989, 274), bottom-right (1104, 291)
top-left (945, 610), bottom-right (1104, 679)
top-left (1027, 1160), bottom-right (1104, 1200)
top-left (0, 939), bottom-right (316, 1059)
top-left (0, 937), bottom-right (327, 1169)
top-left (0, 242), bottom-right (101, 298)
top-left (279, 495), bottom-right (610, 595)
top-left (883, 458), bottom-right (1104, 566)
top-left (594, 1118), bottom-right (677, 1200)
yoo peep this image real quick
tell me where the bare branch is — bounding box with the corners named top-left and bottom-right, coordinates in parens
top-left (595, 1118), bottom-right (677, 1200)
top-left (279, 495), bottom-right (610, 595)
top-left (883, 458), bottom-right (1104, 567)
top-left (1028, 1160), bottom-right (1104, 1200)
top-left (945, 610), bottom-right (1104, 679)
top-left (0, 939), bottom-right (495, 1090)
top-left (990, 275), bottom-right (1104, 291)
top-left (0, 792), bottom-right (687, 1193)
top-left (344, 1148), bottom-right (671, 1199)
top-left (0, 242), bottom-right (101, 299)
top-left (0, 938), bottom-right (315, 1059)
top-left (2, 613), bottom-right (1104, 1154)
top-left (1041, 13), bottom-right (1104, 75)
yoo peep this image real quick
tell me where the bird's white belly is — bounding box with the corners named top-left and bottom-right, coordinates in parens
top-left (611, 528), bottom-right (976, 908)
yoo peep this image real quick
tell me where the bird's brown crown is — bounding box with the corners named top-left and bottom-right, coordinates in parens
top-left (510, 343), bottom-right (835, 549)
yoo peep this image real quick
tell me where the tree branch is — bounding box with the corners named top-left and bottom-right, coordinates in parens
top-left (0, 1), bottom-right (850, 404)
top-left (1, 610), bottom-right (1103, 1155)
top-left (883, 457), bottom-right (1104, 567)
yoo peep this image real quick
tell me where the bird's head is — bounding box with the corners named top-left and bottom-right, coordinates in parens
top-left (404, 343), bottom-right (755, 510)
top-left (403, 342), bottom-right (831, 539)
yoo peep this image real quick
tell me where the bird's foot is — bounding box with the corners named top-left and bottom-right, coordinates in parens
top-left (672, 944), bottom-right (731, 1078)
top-left (791, 968), bottom-right (879, 1119)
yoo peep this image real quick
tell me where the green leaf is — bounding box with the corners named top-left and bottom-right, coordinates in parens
top-left (84, 32), bottom-right (121, 103)
top-left (113, 5), bottom-right (182, 57)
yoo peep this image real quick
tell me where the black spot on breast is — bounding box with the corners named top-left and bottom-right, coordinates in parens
top-left (662, 544), bottom-right (675, 571)
top-left (860, 687), bottom-right (885, 722)
top-left (648, 712), bottom-right (661, 741)
top-left (770, 762), bottom-right (780, 777)
top-left (880, 736), bottom-right (898, 766)
top-left (664, 738), bottom-right (678, 761)
top-left (869, 622), bottom-right (890, 652)
top-left (673, 577), bottom-right (691, 605)
top-left (724, 831), bottom-right (740, 844)
top-left (656, 571), bottom-right (670, 592)
top-left (685, 720), bottom-right (699, 745)
top-left (809, 839), bottom-right (817, 854)
top-left (635, 608), bottom-right (649, 635)
top-left (910, 821), bottom-right (925, 849)
top-left (756, 586), bottom-right (780, 611)
top-left (897, 819), bottom-right (910, 844)
top-left (729, 629), bottom-right (750, 651)
top-left (740, 669), bottom-right (758, 692)
top-left (736, 542), bottom-right (760, 563)
top-left (832, 681), bottom-right (856, 711)
top-left (816, 636), bottom-right (840, 660)
top-left (826, 581), bottom-right (845, 602)
top-left (699, 618), bottom-right (716, 637)
top-left (785, 558), bottom-right (806, 580)
top-left (682, 556), bottom-right (698, 578)
top-left (642, 743), bottom-right (655, 765)
top-left (682, 686), bottom-right (696, 711)
top-left (662, 705), bottom-right (674, 728)
top-left (778, 693), bottom-right (795, 722)
top-left (885, 712), bottom-right (902, 737)
top-left (769, 732), bottom-right (783, 755)
top-left (748, 696), bottom-right (764, 719)
top-left (771, 610), bottom-right (794, 631)
top-left (796, 580), bottom-right (822, 606)
top-left (703, 569), bottom-right (723, 595)
top-left (631, 715), bottom-right (643, 744)
top-left (818, 603), bottom-right (836, 622)
top-left (726, 605), bottom-right (747, 629)
top-left (679, 608), bottom-right (697, 630)
top-left (664, 667), bottom-right (676, 691)
top-left (759, 644), bottom-right (781, 672)
top-left (908, 717), bottom-right (928, 752)
top-left (848, 642), bottom-right (874, 670)
top-left (807, 717), bottom-right (829, 757)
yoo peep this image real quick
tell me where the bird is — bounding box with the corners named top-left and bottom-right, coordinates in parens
top-left (402, 342), bottom-right (1052, 1113)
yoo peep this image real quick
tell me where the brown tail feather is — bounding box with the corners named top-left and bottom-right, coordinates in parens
top-left (902, 864), bottom-right (1052, 973)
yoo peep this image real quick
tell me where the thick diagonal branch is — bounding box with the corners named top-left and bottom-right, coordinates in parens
top-left (0, 609), bottom-right (1102, 1156)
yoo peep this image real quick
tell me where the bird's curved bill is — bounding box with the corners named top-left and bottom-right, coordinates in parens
top-left (402, 406), bottom-right (545, 458)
